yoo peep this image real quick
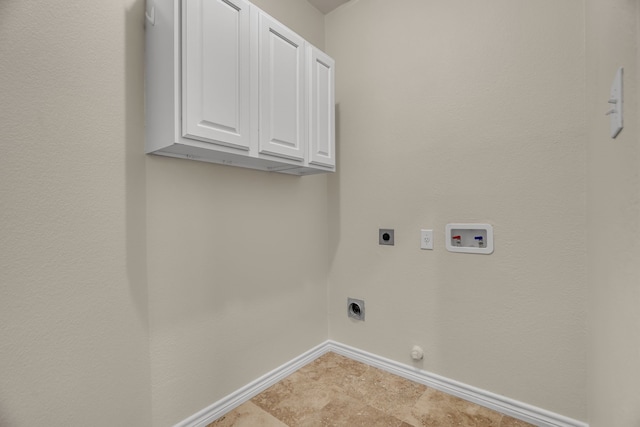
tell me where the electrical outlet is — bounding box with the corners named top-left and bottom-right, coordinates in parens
top-left (420, 229), bottom-right (433, 250)
top-left (347, 298), bottom-right (365, 321)
top-left (379, 229), bottom-right (394, 246)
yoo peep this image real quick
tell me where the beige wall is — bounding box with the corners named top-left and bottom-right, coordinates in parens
top-left (325, 0), bottom-right (587, 420)
top-left (6, 0), bottom-right (640, 425)
top-left (586, 0), bottom-right (640, 425)
top-left (0, 0), bottom-right (151, 426)
top-left (146, 1), bottom-right (328, 425)
top-left (0, 0), bottom-right (326, 426)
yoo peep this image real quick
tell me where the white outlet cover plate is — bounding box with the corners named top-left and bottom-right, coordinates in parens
top-left (609, 67), bottom-right (623, 138)
top-left (420, 229), bottom-right (433, 250)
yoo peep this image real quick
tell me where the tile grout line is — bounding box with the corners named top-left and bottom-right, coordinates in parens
top-left (220, 351), bottom-right (524, 427)
top-left (183, 340), bottom-right (585, 427)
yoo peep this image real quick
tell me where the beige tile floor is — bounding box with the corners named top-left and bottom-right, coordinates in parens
top-left (208, 352), bottom-right (535, 427)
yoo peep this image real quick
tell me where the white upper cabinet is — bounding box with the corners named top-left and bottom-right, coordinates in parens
top-left (257, 11), bottom-right (306, 162)
top-left (307, 46), bottom-right (335, 168)
top-left (145, 0), bottom-right (335, 175)
top-left (182, 0), bottom-right (252, 150)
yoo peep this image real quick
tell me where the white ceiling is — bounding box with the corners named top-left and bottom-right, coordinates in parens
top-left (307, 0), bottom-right (350, 14)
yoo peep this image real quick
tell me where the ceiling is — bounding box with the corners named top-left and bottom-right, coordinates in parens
top-left (307, 0), bottom-right (350, 14)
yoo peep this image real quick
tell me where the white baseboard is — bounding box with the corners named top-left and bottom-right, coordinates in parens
top-left (325, 341), bottom-right (588, 427)
top-left (173, 341), bottom-right (331, 427)
top-left (174, 340), bottom-right (588, 427)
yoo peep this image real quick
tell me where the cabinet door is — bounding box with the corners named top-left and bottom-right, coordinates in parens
top-left (182, 0), bottom-right (252, 151)
top-left (257, 11), bottom-right (305, 162)
top-left (307, 46), bottom-right (335, 169)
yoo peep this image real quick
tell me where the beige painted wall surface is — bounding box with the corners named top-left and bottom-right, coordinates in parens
top-left (2, 0), bottom-right (608, 424)
top-left (0, 0), bottom-right (151, 426)
top-left (325, 0), bottom-right (587, 420)
top-left (146, 1), bottom-right (328, 425)
top-left (586, 0), bottom-right (640, 425)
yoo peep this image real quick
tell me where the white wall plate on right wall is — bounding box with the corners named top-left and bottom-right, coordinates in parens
top-left (608, 67), bottom-right (623, 138)
top-left (445, 223), bottom-right (494, 254)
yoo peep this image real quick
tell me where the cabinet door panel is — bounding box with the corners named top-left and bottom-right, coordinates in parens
top-left (182, 0), bottom-right (251, 150)
top-left (258, 12), bottom-right (305, 162)
top-left (308, 47), bottom-right (335, 168)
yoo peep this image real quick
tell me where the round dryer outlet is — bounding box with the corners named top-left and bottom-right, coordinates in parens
top-left (347, 298), bottom-right (365, 321)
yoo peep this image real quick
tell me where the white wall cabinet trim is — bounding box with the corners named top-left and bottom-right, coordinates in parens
top-left (257, 10), bottom-right (306, 162)
top-left (307, 46), bottom-right (336, 168)
top-left (145, 0), bottom-right (336, 175)
top-left (182, 0), bottom-right (252, 151)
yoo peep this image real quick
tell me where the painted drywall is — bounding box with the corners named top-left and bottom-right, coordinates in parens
top-left (146, 1), bottom-right (328, 425)
top-left (325, 0), bottom-right (587, 420)
top-left (586, 0), bottom-right (640, 425)
top-left (0, 0), bottom-right (151, 426)
top-left (9, 0), bottom-right (634, 424)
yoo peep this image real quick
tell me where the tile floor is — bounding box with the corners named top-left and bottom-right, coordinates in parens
top-left (207, 352), bottom-right (535, 427)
